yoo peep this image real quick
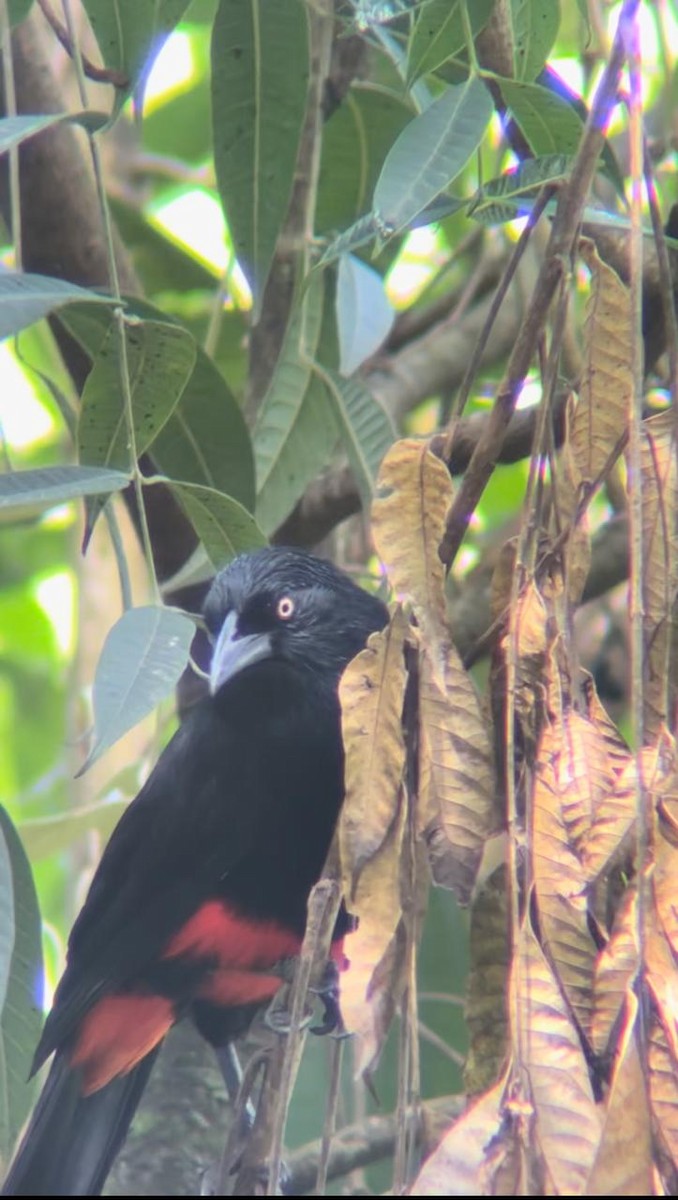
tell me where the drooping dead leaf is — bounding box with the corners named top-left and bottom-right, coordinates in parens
top-left (503, 571), bottom-right (563, 746)
top-left (512, 910), bottom-right (602, 1194)
top-left (372, 438), bottom-right (452, 648)
top-left (637, 410), bottom-right (678, 742)
top-left (645, 920), bottom-right (678, 1067)
top-left (652, 743), bottom-right (678, 963)
top-left (464, 864), bottom-right (510, 1097)
top-left (571, 239), bottom-right (632, 504)
top-left (582, 671), bottom-right (631, 784)
top-left (591, 887), bottom-right (638, 1057)
top-left (532, 716), bottom-right (598, 1038)
top-left (338, 606), bottom-right (407, 890)
top-left (586, 990), bottom-right (653, 1196)
top-left (649, 1016), bottom-right (678, 1177)
top-left (340, 795), bottom-right (406, 1075)
top-left (582, 746), bottom-right (648, 883)
top-left (563, 520), bottom-right (593, 608)
top-left (418, 636), bottom-right (498, 905)
top-left (558, 709), bottom-right (612, 851)
top-left (408, 1070), bottom-right (512, 1196)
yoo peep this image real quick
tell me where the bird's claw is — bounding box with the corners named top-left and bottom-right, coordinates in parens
top-left (309, 959), bottom-right (348, 1038)
top-left (264, 1000), bottom-right (313, 1035)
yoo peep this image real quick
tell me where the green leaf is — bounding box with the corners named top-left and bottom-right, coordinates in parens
top-left (407, 0), bottom-right (495, 85)
top-left (77, 317), bottom-right (196, 542)
top-left (253, 274), bottom-right (337, 533)
top-left (499, 77), bottom-right (590, 157)
top-left (336, 254), bottom-right (394, 377)
top-left (8, 1), bottom-right (34, 27)
top-left (0, 273), bottom-right (114, 341)
top-left (0, 806), bottom-right (43, 1162)
top-left (152, 351), bottom-right (255, 510)
top-left (168, 481), bottom-right (266, 568)
top-left (0, 466), bottom-right (130, 521)
top-left (62, 300), bottom-right (255, 511)
top-left (78, 318), bottom-right (197, 471)
top-left (318, 367), bottom-right (395, 512)
top-left (255, 374), bottom-right (339, 537)
top-left (0, 112), bottom-right (108, 154)
top-left (316, 86), bottom-right (413, 236)
top-left (82, 0), bottom-right (192, 115)
top-left (78, 606), bottom-right (195, 774)
top-left (512, 0), bottom-right (561, 81)
top-left (318, 213), bottom-right (382, 268)
top-left (211, 0), bottom-right (309, 308)
top-left (373, 77), bottom-right (493, 236)
top-left (470, 153), bottom-right (572, 223)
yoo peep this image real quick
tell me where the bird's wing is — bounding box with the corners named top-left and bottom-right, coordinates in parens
top-left (36, 670), bottom-right (339, 1068)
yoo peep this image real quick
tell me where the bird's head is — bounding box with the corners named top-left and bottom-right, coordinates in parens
top-left (204, 547), bottom-right (388, 696)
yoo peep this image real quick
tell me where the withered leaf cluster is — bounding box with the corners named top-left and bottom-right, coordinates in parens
top-left (338, 243), bottom-right (678, 1196)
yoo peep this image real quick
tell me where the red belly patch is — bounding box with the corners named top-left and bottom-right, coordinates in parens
top-left (163, 900), bottom-right (302, 968)
top-left (68, 902), bottom-right (341, 1094)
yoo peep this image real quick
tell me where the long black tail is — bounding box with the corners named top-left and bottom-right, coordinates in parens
top-left (2, 1049), bottom-right (158, 1196)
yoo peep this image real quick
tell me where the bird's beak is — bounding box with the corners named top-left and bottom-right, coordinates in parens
top-left (209, 611), bottom-right (273, 695)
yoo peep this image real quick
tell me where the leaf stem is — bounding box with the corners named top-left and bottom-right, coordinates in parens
top-left (61, 0), bottom-right (159, 604)
top-left (1, 0), bottom-right (22, 270)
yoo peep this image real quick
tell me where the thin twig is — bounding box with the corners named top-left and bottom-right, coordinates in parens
top-left (37, 0), bottom-right (128, 87)
top-left (442, 183), bottom-right (557, 452)
top-left (438, 0), bottom-right (639, 572)
top-left (642, 140), bottom-right (678, 413)
top-left (417, 1020), bottom-right (465, 1067)
top-left (623, 5), bottom-right (648, 1052)
top-left (314, 1039), bottom-right (344, 1196)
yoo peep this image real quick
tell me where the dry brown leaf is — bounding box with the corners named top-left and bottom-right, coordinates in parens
top-left (418, 637), bottom-right (498, 905)
top-left (645, 920), bottom-right (678, 1066)
top-left (637, 410), bottom-right (678, 742)
top-left (586, 990), bottom-right (653, 1195)
top-left (585, 728), bottom-right (677, 884)
top-left (582, 671), bottom-right (631, 784)
top-left (571, 239), bottom-right (632, 500)
top-left (564, 520), bottom-right (592, 609)
top-left (649, 1016), bottom-right (678, 1177)
top-left (464, 864), bottom-right (510, 1098)
top-left (340, 796), bottom-right (406, 1074)
top-left (652, 754), bottom-right (678, 963)
top-left (408, 1070), bottom-right (511, 1196)
top-left (338, 606), bottom-right (407, 891)
top-left (557, 709), bottom-right (611, 851)
top-left (532, 717), bottom-right (598, 1038)
top-left (512, 912), bottom-right (602, 1195)
top-left (582, 742), bottom-right (653, 882)
top-left (505, 572), bottom-right (563, 744)
top-left (489, 538), bottom-right (518, 621)
top-left (591, 886), bottom-right (638, 1057)
top-left (372, 438), bottom-right (452, 648)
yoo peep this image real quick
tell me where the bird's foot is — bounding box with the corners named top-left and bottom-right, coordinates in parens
top-left (309, 959), bottom-right (348, 1038)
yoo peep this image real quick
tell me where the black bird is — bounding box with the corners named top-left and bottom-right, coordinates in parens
top-left (3, 547), bottom-right (387, 1196)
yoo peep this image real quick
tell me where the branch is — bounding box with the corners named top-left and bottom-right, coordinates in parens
top-left (276, 388), bottom-right (568, 547)
top-left (285, 1093), bottom-right (464, 1194)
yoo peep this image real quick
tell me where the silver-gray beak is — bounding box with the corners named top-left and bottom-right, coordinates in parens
top-left (209, 611), bottom-right (273, 695)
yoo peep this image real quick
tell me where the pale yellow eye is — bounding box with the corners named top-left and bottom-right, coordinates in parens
top-left (276, 596), bottom-right (295, 621)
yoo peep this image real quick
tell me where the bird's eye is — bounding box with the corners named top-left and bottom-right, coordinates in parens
top-left (276, 596), bottom-right (295, 621)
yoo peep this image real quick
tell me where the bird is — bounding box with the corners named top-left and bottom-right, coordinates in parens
top-left (3, 546), bottom-right (388, 1196)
